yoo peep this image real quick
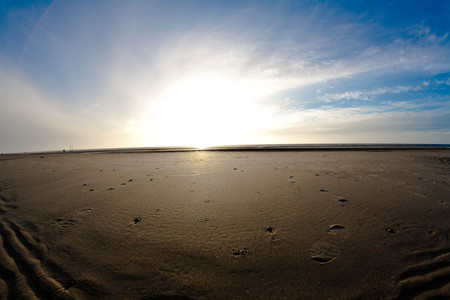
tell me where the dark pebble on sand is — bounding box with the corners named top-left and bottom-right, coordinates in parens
top-left (134, 217), bottom-right (142, 224)
top-left (129, 179), bottom-right (133, 182)
top-left (386, 227), bottom-right (396, 233)
top-left (89, 189), bottom-right (94, 192)
top-left (339, 199), bottom-right (348, 202)
top-left (107, 187), bottom-right (115, 191)
top-left (265, 227), bottom-right (274, 233)
top-left (319, 189), bottom-right (328, 192)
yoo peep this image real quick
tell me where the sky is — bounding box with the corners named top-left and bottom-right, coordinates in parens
top-left (0, 0), bottom-right (449, 152)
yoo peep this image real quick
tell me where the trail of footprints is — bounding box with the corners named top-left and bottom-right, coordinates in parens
top-left (0, 167), bottom-right (447, 298)
top-left (310, 187), bottom-right (348, 264)
top-left (0, 216), bottom-right (75, 299)
top-left (311, 184), bottom-right (450, 298)
top-left (0, 177), bottom-right (148, 299)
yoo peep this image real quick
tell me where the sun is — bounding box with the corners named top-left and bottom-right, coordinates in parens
top-left (139, 74), bottom-right (276, 148)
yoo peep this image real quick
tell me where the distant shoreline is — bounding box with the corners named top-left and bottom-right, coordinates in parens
top-left (3, 144), bottom-right (449, 155)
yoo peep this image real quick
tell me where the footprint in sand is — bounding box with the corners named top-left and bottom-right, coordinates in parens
top-left (336, 197), bottom-right (349, 207)
top-left (232, 247), bottom-right (248, 257)
top-left (265, 226), bottom-right (274, 233)
top-left (52, 218), bottom-right (78, 229)
top-left (310, 239), bottom-right (340, 264)
top-left (79, 208), bottom-right (92, 214)
top-left (328, 224), bottom-right (345, 235)
top-left (265, 226), bottom-right (281, 243)
top-left (126, 217), bottom-right (142, 228)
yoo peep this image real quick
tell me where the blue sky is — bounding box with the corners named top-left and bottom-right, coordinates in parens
top-left (0, 0), bottom-right (449, 152)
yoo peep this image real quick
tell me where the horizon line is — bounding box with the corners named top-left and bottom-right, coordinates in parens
top-left (2, 143), bottom-right (450, 155)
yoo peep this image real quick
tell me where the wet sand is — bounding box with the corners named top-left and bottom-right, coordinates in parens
top-left (0, 150), bottom-right (449, 299)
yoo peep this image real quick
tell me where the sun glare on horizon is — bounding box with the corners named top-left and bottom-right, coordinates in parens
top-left (137, 74), bottom-right (280, 148)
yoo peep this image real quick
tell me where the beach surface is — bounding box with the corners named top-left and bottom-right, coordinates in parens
top-left (0, 149), bottom-right (449, 299)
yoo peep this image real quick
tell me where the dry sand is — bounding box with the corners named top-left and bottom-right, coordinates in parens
top-left (0, 150), bottom-right (449, 299)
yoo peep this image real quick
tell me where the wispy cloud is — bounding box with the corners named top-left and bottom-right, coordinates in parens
top-left (409, 24), bottom-right (449, 44)
top-left (318, 85), bottom-right (426, 103)
top-left (263, 105), bottom-right (450, 144)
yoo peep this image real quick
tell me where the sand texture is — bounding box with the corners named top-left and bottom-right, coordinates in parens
top-left (0, 150), bottom-right (449, 299)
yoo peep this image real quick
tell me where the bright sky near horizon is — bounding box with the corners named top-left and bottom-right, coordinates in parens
top-left (0, 0), bottom-right (449, 152)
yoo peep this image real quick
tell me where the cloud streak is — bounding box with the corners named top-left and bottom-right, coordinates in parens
top-left (318, 84), bottom-right (427, 103)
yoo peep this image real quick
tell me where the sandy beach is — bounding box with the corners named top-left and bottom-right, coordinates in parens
top-left (0, 149), bottom-right (449, 299)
